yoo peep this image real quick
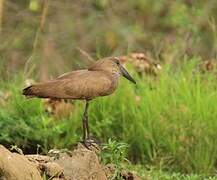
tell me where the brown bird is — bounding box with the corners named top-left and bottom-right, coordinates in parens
top-left (23, 57), bottom-right (136, 147)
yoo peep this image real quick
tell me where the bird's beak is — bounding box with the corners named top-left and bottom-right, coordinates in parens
top-left (119, 64), bottom-right (136, 84)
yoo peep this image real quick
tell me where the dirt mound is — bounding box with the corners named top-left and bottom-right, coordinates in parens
top-left (0, 145), bottom-right (42, 180)
top-left (53, 144), bottom-right (106, 179)
top-left (0, 144), bottom-right (140, 180)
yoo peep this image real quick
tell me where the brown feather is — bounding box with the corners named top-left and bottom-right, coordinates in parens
top-left (23, 71), bottom-right (118, 100)
top-left (22, 57), bottom-right (132, 100)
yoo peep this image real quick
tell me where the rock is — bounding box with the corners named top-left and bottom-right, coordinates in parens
top-left (25, 144), bottom-right (107, 180)
top-left (0, 145), bottom-right (42, 180)
top-left (26, 154), bottom-right (52, 165)
top-left (121, 170), bottom-right (142, 180)
top-left (103, 164), bottom-right (142, 180)
top-left (42, 162), bottom-right (64, 178)
top-left (103, 164), bottom-right (115, 179)
top-left (54, 143), bottom-right (107, 180)
top-left (26, 154), bottom-right (64, 179)
top-left (0, 144), bottom-right (141, 180)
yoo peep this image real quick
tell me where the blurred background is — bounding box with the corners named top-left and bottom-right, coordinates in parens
top-left (1, 0), bottom-right (217, 179)
top-left (1, 0), bottom-right (217, 80)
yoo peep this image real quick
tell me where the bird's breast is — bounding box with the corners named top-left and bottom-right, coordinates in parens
top-left (97, 73), bottom-right (119, 97)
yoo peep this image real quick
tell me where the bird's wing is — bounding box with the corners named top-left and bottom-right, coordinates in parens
top-left (57, 70), bottom-right (87, 79)
top-left (63, 71), bottom-right (116, 99)
top-left (23, 71), bottom-right (116, 99)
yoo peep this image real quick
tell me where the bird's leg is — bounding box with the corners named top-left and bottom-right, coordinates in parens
top-left (83, 100), bottom-right (98, 149)
top-left (82, 117), bottom-right (86, 143)
top-left (82, 100), bottom-right (98, 150)
top-left (82, 100), bottom-right (90, 143)
top-left (85, 101), bottom-right (90, 139)
top-left (82, 100), bottom-right (89, 142)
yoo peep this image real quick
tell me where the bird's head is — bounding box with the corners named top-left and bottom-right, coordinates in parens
top-left (89, 57), bottom-right (136, 84)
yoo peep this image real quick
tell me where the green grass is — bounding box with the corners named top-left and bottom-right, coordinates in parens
top-left (1, 59), bottom-right (217, 177)
top-left (127, 166), bottom-right (217, 180)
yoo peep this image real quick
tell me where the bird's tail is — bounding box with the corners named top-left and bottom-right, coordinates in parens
top-left (22, 85), bottom-right (35, 98)
top-left (22, 82), bottom-right (57, 98)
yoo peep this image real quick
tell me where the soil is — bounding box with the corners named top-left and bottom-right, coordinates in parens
top-left (0, 145), bottom-right (41, 180)
top-left (0, 143), bottom-right (141, 180)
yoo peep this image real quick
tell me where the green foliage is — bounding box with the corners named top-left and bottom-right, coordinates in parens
top-left (101, 139), bottom-right (128, 165)
top-left (101, 139), bottom-right (128, 179)
top-left (129, 166), bottom-right (217, 180)
top-left (1, 59), bottom-right (217, 178)
top-left (1, 0), bottom-right (217, 80)
top-left (1, 0), bottom-right (217, 179)
top-left (0, 79), bottom-right (82, 152)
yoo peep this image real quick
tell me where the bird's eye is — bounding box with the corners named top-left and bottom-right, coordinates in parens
top-left (114, 57), bottom-right (120, 65)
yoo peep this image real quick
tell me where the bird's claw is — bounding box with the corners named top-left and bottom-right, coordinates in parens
top-left (82, 138), bottom-right (100, 151)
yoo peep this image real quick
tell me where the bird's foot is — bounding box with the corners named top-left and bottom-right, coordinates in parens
top-left (82, 138), bottom-right (100, 151)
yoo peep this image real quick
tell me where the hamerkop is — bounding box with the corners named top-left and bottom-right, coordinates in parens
top-left (23, 57), bottom-right (136, 146)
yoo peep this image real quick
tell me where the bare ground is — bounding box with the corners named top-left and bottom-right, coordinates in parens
top-left (0, 144), bottom-right (141, 180)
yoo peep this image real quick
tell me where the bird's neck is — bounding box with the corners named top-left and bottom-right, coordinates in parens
top-left (102, 70), bottom-right (120, 80)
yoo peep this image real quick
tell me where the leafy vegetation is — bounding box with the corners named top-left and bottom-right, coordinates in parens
top-left (1, 60), bottom-right (217, 178)
top-left (101, 139), bottom-right (129, 180)
top-left (1, 1), bottom-right (217, 80)
top-left (1, 0), bottom-right (217, 179)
